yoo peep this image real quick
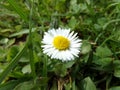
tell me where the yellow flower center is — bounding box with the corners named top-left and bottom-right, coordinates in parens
top-left (53, 36), bottom-right (70, 50)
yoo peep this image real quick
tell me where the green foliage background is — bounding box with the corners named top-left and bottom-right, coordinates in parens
top-left (0, 0), bottom-right (120, 90)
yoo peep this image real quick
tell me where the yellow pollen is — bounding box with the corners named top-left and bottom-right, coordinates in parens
top-left (53, 36), bottom-right (70, 50)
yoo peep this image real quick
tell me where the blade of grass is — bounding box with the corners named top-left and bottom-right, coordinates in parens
top-left (0, 42), bottom-right (28, 84)
top-left (103, 19), bottom-right (120, 30)
top-left (100, 35), bottom-right (114, 46)
top-left (7, 0), bottom-right (28, 22)
top-left (41, 55), bottom-right (48, 90)
top-left (28, 0), bottom-right (36, 78)
top-left (42, 55), bottom-right (48, 77)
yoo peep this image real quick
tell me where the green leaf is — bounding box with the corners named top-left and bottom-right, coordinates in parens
top-left (85, 0), bottom-right (91, 5)
top-left (68, 16), bottom-right (77, 29)
top-left (93, 58), bottom-right (112, 67)
top-left (113, 30), bottom-right (120, 41)
top-left (114, 68), bottom-right (120, 78)
top-left (80, 77), bottom-right (97, 90)
top-left (22, 64), bottom-right (31, 74)
top-left (64, 83), bottom-right (72, 90)
top-left (64, 61), bottom-right (75, 68)
top-left (94, 24), bottom-right (102, 30)
top-left (7, 46), bottom-right (19, 61)
top-left (95, 46), bottom-right (112, 58)
top-left (81, 41), bottom-right (91, 54)
top-left (113, 60), bottom-right (120, 78)
top-left (113, 60), bottom-right (120, 69)
top-left (9, 28), bottom-right (38, 37)
top-left (70, 0), bottom-right (81, 13)
top-left (0, 47), bottom-right (6, 61)
top-left (7, 39), bottom-right (15, 47)
top-left (0, 38), bottom-right (8, 45)
top-left (53, 63), bottom-right (67, 77)
top-left (109, 86), bottom-right (120, 90)
top-left (0, 29), bottom-right (13, 37)
top-left (14, 81), bottom-right (34, 90)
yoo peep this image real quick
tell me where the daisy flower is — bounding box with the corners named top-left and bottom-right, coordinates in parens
top-left (41, 28), bottom-right (82, 61)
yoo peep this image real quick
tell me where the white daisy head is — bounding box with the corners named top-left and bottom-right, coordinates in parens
top-left (41, 28), bottom-right (82, 61)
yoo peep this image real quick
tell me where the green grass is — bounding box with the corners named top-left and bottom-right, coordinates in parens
top-left (0, 0), bottom-right (120, 90)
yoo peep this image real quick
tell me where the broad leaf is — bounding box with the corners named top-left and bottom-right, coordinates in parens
top-left (109, 86), bottom-right (120, 90)
top-left (93, 58), bottom-right (112, 67)
top-left (22, 64), bottom-right (31, 74)
top-left (81, 40), bottom-right (91, 54)
top-left (95, 46), bottom-right (112, 58)
top-left (7, 46), bottom-right (19, 61)
top-left (80, 77), bottom-right (97, 90)
top-left (14, 81), bottom-right (34, 90)
top-left (114, 68), bottom-right (120, 78)
top-left (53, 63), bottom-right (67, 77)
